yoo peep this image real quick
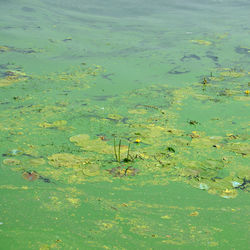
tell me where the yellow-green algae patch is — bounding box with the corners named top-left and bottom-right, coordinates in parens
top-left (48, 153), bottom-right (88, 168)
top-left (1, 72), bottom-right (249, 199)
top-left (70, 134), bottom-right (112, 154)
top-left (70, 134), bottom-right (128, 154)
top-left (33, 64), bottom-right (104, 89)
top-left (3, 158), bottom-right (21, 166)
top-left (190, 39), bottom-right (212, 46)
top-left (220, 71), bottom-right (245, 78)
top-left (39, 120), bottom-right (69, 130)
top-left (47, 153), bottom-right (101, 183)
top-left (0, 70), bottom-right (28, 87)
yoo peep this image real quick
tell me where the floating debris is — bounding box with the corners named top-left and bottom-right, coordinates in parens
top-left (22, 171), bottom-right (39, 181)
top-left (220, 189), bottom-right (237, 199)
top-left (188, 120), bottom-right (199, 125)
top-left (231, 181), bottom-right (242, 188)
top-left (107, 166), bottom-right (139, 177)
top-left (189, 211), bottom-right (199, 216)
top-left (198, 183), bottom-right (209, 190)
top-left (2, 149), bottom-right (23, 157)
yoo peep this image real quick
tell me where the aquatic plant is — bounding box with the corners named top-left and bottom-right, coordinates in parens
top-left (113, 138), bottom-right (132, 163)
top-left (113, 137), bottom-right (118, 161)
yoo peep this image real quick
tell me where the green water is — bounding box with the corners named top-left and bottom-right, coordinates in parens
top-left (0, 0), bottom-right (249, 249)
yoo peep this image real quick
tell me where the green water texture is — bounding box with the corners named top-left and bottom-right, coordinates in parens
top-left (0, 0), bottom-right (250, 249)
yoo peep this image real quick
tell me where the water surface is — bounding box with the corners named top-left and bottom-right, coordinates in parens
top-left (0, 0), bottom-right (249, 249)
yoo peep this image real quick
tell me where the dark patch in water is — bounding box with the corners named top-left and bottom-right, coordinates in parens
top-left (235, 46), bottom-right (250, 55)
top-left (62, 38), bottom-right (72, 42)
top-left (22, 7), bottom-right (35, 12)
top-left (21, 49), bottom-right (36, 54)
top-left (102, 73), bottom-right (114, 80)
top-left (168, 69), bottom-right (190, 74)
top-left (207, 54), bottom-right (218, 61)
top-left (93, 95), bottom-right (114, 101)
top-left (235, 178), bottom-right (250, 191)
top-left (39, 175), bottom-right (52, 183)
top-left (181, 54), bottom-right (200, 61)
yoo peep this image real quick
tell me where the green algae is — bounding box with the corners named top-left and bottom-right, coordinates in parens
top-left (0, 0), bottom-right (250, 249)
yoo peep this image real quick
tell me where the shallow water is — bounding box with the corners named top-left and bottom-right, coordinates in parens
top-left (0, 0), bottom-right (249, 249)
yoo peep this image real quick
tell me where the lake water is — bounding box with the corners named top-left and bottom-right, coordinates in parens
top-left (0, 0), bottom-right (249, 249)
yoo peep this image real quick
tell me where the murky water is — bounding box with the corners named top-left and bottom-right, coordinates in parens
top-left (0, 0), bottom-right (249, 249)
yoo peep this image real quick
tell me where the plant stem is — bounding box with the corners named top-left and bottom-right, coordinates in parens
top-left (127, 143), bottom-right (130, 160)
top-left (113, 137), bottom-right (118, 161)
top-left (118, 139), bottom-right (121, 162)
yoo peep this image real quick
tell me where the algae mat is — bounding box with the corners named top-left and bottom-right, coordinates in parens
top-left (0, 0), bottom-right (250, 249)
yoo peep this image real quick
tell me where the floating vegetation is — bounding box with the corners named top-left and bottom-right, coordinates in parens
top-left (190, 40), bottom-right (212, 46)
top-left (0, 44), bottom-right (37, 54)
top-left (220, 71), bottom-right (245, 78)
top-left (70, 134), bottom-right (114, 154)
top-left (0, 69), bottom-right (28, 87)
top-left (0, 61), bottom-right (249, 199)
top-left (107, 113), bottom-right (124, 121)
top-left (3, 158), bottom-right (21, 166)
top-left (0, 45), bottom-right (11, 52)
top-left (48, 153), bottom-right (88, 168)
top-left (35, 64), bottom-right (103, 87)
top-left (39, 120), bottom-right (69, 130)
top-left (226, 142), bottom-right (250, 156)
top-left (1, 3), bottom-right (250, 249)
